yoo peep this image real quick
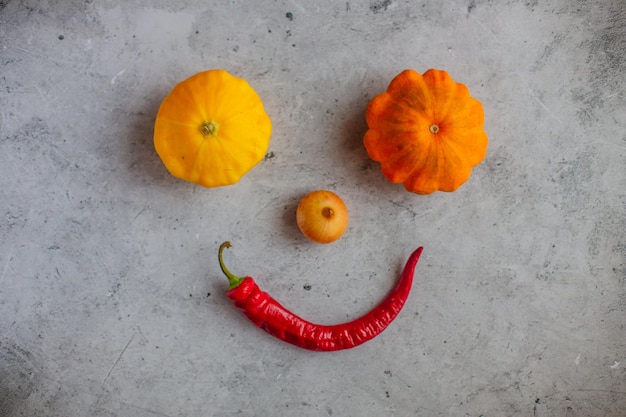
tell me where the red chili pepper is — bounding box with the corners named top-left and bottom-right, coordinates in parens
top-left (218, 241), bottom-right (423, 351)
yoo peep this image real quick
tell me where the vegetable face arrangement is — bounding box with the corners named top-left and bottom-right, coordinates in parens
top-left (364, 69), bottom-right (488, 194)
top-left (153, 68), bottom-right (487, 350)
top-left (219, 242), bottom-right (423, 351)
top-left (153, 69), bottom-right (272, 187)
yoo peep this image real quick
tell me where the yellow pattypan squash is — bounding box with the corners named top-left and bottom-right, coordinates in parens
top-left (154, 69), bottom-right (272, 188)
top-left (364, 69), bottom-right (488, 194)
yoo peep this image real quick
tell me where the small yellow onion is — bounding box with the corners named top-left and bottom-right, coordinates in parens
top-left (296, 190), bottom-right (349, 244)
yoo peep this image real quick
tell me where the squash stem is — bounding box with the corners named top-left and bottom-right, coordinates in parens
top-left (200, 120), bottom-right (219, 137)
top-left (218, 241), bottom-right (245, 290)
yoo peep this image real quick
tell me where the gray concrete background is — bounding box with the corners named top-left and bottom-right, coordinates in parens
top-left (1, 0), bottom-right (625, 416)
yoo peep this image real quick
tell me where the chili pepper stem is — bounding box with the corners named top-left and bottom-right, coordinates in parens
top-left (218, 241), bottom-right (245, 290)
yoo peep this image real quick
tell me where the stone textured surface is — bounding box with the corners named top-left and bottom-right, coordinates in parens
top-left (1, 0), bottom-right (625, 416)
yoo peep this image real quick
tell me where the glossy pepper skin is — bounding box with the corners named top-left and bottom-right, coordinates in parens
top-left (218, 242), bottom-right (423, 351)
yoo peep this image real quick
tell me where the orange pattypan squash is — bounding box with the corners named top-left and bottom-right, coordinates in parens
top-left (154, 69), bottom-right (272, 188)
top-left (363, 69), bottom-right (488, 194)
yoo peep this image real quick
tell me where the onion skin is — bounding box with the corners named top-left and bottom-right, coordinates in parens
top-left (296, 190), bottom-right (349, 244)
